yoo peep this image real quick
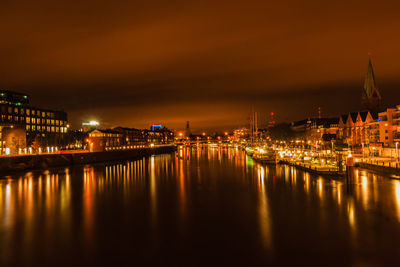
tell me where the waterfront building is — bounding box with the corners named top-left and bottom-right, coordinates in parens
top-left (87, 125), bottom-right (174, 152)
top-left (290, 117), bottom-right (338, 146)
top-left (87, 129), bottom-right (123, 152)
top-left (232, 127), bottom-right (250, 141)
top-left (0, 90), bottom-right (68, 154)
top-left (367, 106), bottom-right (400, 147)
top-left (114, 127), bottom-right (147, 145)
top-left (310, 118), bottom-right (339, 143)
top-left (336, 111), bottom-right (377, 148)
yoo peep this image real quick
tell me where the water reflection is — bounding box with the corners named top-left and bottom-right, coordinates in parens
top-left (0, 146), bottom-right (400, 265)
top-left (256, 165), bottom-right (273, 251)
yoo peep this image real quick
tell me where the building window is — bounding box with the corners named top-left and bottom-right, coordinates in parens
top-left (47, 126), bottom-right (50, 132)
top-left (32, 110), bottom-right (35, 116)
top-left (26, 109), bottom-right (30, 115)
top-left (42, 111), bottom-right (46, 117)
top-left (26, 117), bottom-right (30, 123)
top-left (8, 107), bottom-right (12, 113)
top-left (14, 107), bottom-right (18, 114)
top-left (26, 125), bottom-right (31, 130)
top-left (32, 118), bottom-right (36, 124)
top-left (385, 136), bottom-right (389, 140)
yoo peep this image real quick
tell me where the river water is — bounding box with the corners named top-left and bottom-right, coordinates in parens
top-left (0, 145), bottom-right (400, 266)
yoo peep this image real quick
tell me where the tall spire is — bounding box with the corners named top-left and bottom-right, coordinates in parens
top-left (363, 57), bottom-right (377, 99)
top-left (362, 56), bottom-right (382, 112)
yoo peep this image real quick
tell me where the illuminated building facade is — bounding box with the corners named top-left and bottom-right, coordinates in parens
top-left (87, 129), bottom-right (122, 152)
top-left (337, 111), bottom-right (377, 147)
top-left (0, 90), bottom-right (68, 154)
top-left (87, 125), bottom-right (174, 152)
top-left (368, 106), bottom-right (400, 147)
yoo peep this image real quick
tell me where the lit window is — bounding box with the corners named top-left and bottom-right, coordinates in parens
top-left (32, 118), bottom-right (36, 124)
top-left (42, 111), bottom-right (45, 117)
top-left (51, 126), bottom-right (54, 132)
top-left (47, 126), bottom-right (50, 132)
top-left (26, 117), bottom-right (30, 123)
top-left (26, 109), bottom-right (30, 115)
top-left (26, 125), bottom-right (31, 130)
top-left (8, 107), bottom-right (12, 113)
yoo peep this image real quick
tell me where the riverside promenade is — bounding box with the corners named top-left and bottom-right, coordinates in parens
top-left (0, 144), bottom-right (176, 174)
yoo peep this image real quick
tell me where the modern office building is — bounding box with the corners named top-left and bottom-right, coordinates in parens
top-left (0, 90), bottom-right (68, 154)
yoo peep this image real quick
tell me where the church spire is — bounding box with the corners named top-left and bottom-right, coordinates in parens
top-left (363, 57), bottom-right (377, 99)
top-left (362, 56), bottom-right (382, 112)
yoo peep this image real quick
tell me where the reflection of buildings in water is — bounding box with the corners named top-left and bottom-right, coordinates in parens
top-left (257, 165), bottom-right (273, 251)
top-left (83, 166), bottom-right (95, 247)
top-left (317, 178), bottom-right (323, 201)
top-left (304, 172), bottom-right (310, 193)
top-left (150, 156), bottom-right (158, 229)
top-left (394, 181), bottom-right (400, 222)
top-left (347, 199), bottom-right (357, 245)
top-left (0, 170), bottom-right (73, 259)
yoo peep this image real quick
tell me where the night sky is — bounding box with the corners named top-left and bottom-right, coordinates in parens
top-left (1, 1), bottom-right (400, 132)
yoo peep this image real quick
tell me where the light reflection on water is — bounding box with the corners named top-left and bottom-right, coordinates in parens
top-left (0, 146), bottom-right (400, 265)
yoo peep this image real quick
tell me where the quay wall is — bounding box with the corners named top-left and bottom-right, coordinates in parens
top-left (279, 160), bottom-right (345, 177)
top-left (0, 146), bottom-right (176, 174)
top-left (357, 162), bottom-right (400, 176)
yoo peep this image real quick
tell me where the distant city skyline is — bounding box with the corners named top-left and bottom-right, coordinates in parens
top-left (1, 1), bottom-right (400, 131)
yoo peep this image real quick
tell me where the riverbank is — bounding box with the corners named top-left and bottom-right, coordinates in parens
top-left (0, 145), bottom-right (176, 175)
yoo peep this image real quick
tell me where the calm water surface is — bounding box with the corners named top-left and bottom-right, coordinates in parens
top-left (1, 146), bottom-right (400, 266)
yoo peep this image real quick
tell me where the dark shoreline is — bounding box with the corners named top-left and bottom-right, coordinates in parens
top-left (0, 145), bottom-right (176, 176)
